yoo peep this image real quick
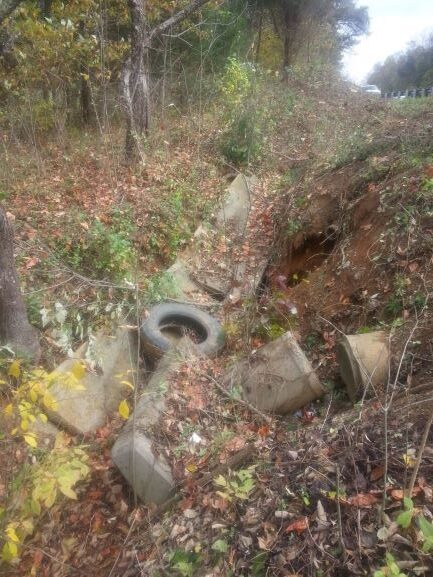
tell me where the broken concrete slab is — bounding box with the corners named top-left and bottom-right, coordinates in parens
top-left (178, 174), bottom-right (259, 300)
top-left (111, 339), bottom-right (199, 504)
top-left (227, 258), bottom-right (269, 304)
top-left (111, 433), bottom-right (174, 505)
top-left (46, 328), bottom-right (138, 435)
top-left (216, 174), bottom-right (258, 232)
top-left (224, 332), bottom-right (324, 414)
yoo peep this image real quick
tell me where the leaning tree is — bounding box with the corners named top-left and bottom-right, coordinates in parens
top-left (0, 208), bottom-right (40, 361)
top-left (0, 1), bottom-right (40, 361)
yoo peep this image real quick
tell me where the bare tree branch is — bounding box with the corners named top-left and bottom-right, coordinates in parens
top-left (149, 0), bottom-right (214, 42)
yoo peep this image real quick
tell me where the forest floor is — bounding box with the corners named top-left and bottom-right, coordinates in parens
top-left (1, 76), bottom-right (433, 577)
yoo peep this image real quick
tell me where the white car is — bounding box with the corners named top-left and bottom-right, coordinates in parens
top-left (361, 84), bottom-right (381, 96)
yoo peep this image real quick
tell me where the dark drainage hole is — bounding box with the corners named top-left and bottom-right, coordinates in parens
top-left (281, 232), bottom-right (337, 287)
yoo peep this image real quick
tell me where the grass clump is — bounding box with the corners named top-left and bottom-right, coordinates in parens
top-left (52, 206), bottom-right (137, 282)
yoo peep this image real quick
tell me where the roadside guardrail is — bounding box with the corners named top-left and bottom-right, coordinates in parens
top-left (382, 87), bottom-right (433, 99)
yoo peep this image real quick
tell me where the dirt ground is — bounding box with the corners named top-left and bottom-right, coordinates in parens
top-left (1, 85), bottom-right (433, 576)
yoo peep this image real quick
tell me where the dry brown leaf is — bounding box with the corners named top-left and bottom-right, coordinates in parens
top-left (285, 517), bottom-right (309, 534)
top-left (347, 493), bottom-right (378, 508)
top-left (370, 465), bottom-right (385, 481)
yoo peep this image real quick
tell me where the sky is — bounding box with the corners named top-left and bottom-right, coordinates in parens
top-left (342, 0), bottom-right (433, 84)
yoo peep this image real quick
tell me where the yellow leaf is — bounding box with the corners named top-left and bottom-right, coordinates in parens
top-left (8, 360), bottom-right (20, 379)
top-left (29, 389), bottom-right (38, 403)
top-left (2, 540), bottom-right (18, 561)
top-left (118, 399), bottom-right (130, 420)
top-left (59, 484), bottom-right (77, 500)
top-left (44, 487), bottom-right (57, 508)
top-left (71, 362), bottom-right (86, 380)
top-left (186, 462), bottom-right (198, 473)
top-left (24, 434), bottom-right (38, 448)
top-left (21, 519), bottom-right (34, 533)
top-left (43, 391), bottom-right (58, 411)
top-left (121, 380), bottom-right (134, 390)
top-left (30, 499), bottom-right (41, 515)
top-left (4, 404), bottom-right (13, 417)
top-left (0, 379), bottom-right (7, 386)
top-left (20, 419), bottom-right (29, 431)
top-left (403, 453), bottom-right (416, 467)
top-left (6, 526), bottom-right (19, 543)
top-left (39, 413), bottom-right (48, 423)
top-left (6, 526), bottom-right (20, 543)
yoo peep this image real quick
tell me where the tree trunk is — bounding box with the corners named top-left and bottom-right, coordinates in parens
top-left (0, 207), bottom-right (40, 361)
top-left (79, 20), bottom-right (92, 125)
top-left (80, 73), bottom-right (92, 125)
top-left (122, 0), bottom-right (212, 160)
top-left (122, 0), bottom-right (150, 160)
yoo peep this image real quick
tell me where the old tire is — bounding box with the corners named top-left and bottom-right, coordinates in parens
top-left (140, 303), bottom-right (225, 359)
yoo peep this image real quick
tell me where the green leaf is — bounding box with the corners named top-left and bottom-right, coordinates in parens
top-left (418, 515), bottom-right (433, 539)
top-left (212, 539), bottom-right (228, 553)
top-left (396, 509), bottom-right (413, 529)
top-left (31, 499), bottom-right (41, 515)
top-left (44, 485), bottom-right (58, 508)
top-left (214, 475), bottom-right (228, 488)
top-left (403, 497), bottom-right (414, 511)
top-left (251, 551), bottom-right (268, 577)
top-left (58, 483), bottom-right (77, 500)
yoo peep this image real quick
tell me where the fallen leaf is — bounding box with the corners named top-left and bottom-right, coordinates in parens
top-left (223, 436), bottom-right (246, 453)
top-left (257, 425), bottom-right (270, 438)
top-left (390, 486), bottom-right (422, 500)
top-left (347, 493), bottom-right (378, 508)
top-left (370, 465), bottom-right (385, 481)
top-left (285, 517), bottom-right (309, 534)
top-left (25, 256), bottom-right (40, 269)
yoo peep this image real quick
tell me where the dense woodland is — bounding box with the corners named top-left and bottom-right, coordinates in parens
top-left (0, 0), bottom-right (368, 153)
top-left (368, 33), bottom-right (433, 92)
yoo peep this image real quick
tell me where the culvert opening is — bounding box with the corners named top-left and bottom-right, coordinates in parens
top-left (280, 230), bottom-right (337, 287)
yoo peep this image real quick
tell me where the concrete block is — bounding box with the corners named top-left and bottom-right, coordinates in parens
top-left (224, 332), bottom-right (324, 414)
top-left (111, 432), bottom-right (174, 505)
top-left (111, 339), bottom-right (198, 504)
top-left (216, 174), bottom-right (258, 232)
top-left (46, 328), bottom-right (138, 435)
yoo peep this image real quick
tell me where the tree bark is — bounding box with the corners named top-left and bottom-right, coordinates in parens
top-left (122, 0), bottom-right (213, 159)
top-left (122, 0), bottom-right (150, 160)
top-left (0, 0), bottom-right (23, 25)
top-left (0, 207), bottom-right (40, 361)
top-left (79, 21), bottom-right (92, 125)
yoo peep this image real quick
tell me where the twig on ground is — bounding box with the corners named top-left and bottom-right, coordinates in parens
top-left (154, 443), bottom-right (256, 516)
top-left (205, 373), bottom-right (273, 424)
top-left (407, 403), bottom-right (433, 497)
top-left (335, 465), bottom-right (346, 554)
